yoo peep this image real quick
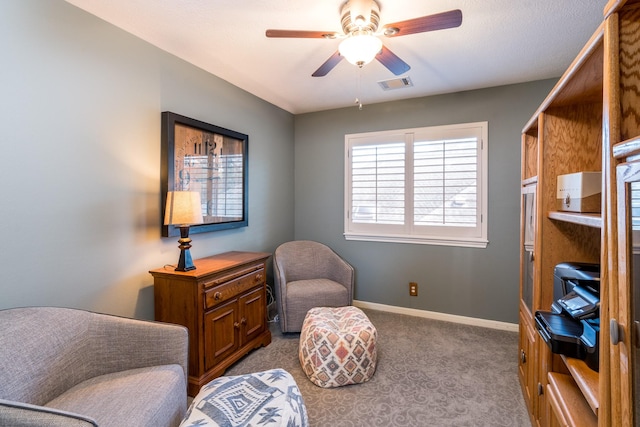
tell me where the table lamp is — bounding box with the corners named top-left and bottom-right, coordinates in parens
top-left (164, 191), bottom-right (204, 271)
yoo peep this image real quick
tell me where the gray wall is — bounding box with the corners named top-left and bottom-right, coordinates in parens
top-left (0, 0), bottom-right (295, 319)
top-left (1, 0), bottom-right (557, 325)
top-left (294, 80), bottom-right (555, 323)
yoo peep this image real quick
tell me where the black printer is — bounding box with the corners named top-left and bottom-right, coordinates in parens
top-left (535, 262), bottom-right (600, 372)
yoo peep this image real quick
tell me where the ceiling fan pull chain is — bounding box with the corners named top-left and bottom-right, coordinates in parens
top-left (355, 68), bottom-right (363, 110)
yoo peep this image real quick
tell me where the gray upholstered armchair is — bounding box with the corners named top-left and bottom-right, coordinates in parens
top-left (0, 307), bottom-right (188, 427)
top-left (273, 240), bottom-right (354, 332)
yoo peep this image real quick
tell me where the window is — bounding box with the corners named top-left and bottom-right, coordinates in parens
top-left (345, 122), bottom-right (488, 248)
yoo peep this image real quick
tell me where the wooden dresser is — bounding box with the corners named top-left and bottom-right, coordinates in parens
top-left (150, 251), bottom-right (272, 396)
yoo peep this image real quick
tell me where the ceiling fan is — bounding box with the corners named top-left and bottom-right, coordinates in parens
top-left (265, 0), bottom-right (462, 77)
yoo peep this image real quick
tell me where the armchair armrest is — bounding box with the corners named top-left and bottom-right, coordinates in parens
top-left (0, 399), bottom-right (97, 427)
top-left (325, 253), bottom-right (355, 300)
top-left (87, 313), bottom-right (188, 383)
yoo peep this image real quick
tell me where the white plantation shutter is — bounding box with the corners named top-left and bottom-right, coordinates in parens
top-left (351, 142), bottom-right (405, 224)
top-left (413, 137), bottom-right (477, 227)
top-left (345, 122), bottom-right (488, 248)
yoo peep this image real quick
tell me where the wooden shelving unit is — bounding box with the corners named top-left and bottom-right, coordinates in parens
top-left (518, 1), bottom-right (640, 425)
top-left (518, 21), bottom-right (603, 424)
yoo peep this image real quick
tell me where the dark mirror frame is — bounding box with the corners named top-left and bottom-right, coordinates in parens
top-left (161, 111), bottom-right (249, 238)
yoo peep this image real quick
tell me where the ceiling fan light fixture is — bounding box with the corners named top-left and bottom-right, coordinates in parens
top-left (339, 31), bottom-right (383, 67)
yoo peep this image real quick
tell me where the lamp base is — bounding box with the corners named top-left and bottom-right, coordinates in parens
top-left (175, 225), bottom-right (196, 272)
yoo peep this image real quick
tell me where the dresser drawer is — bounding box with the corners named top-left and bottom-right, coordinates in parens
top-left (204, 268), bottom-right (265, 309)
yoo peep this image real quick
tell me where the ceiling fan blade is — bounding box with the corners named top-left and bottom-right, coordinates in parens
top-left (382, 9), bottom-right (462, 37)
top-left (266, 29), bottom-right (338, 39)
top-left (312, 51), bottom-right (344, 77)
top-left (376, 46), bottom-right (410, 76)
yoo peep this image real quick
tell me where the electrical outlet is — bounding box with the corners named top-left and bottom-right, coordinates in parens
top-left (409, 282), bottom-right (418, 296)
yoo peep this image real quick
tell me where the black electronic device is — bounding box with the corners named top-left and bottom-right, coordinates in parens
top-left (551, 262), bottom-right (600, 314)
top-left (535, 262), bottom-right (601, 372)
top-left (556, 282), bottom-right (600, 320)
top-left (535, 312), bottom-right (599, 371)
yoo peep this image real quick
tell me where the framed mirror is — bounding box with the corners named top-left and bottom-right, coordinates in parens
top-left (161, 112), bottom-right (248, 237)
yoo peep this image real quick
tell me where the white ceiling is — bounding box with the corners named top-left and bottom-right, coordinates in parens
top-left (65, 0), bottom-right (607, 114)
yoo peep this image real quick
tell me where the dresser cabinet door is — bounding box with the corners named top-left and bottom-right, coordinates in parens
top-left (204, 298), bottom-right (240, 371)
top-left (239, 286), bottom-right (266, 345)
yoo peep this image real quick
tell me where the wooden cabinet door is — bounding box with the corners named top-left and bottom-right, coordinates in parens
top-left (519, 311), bottom-right (536, 415)
top-left (534, 337), bottom-right (551, 427)
top-left (204, 298), bottom-right (239, 371)
top-left (239, 286), bottom-right (266, 345)
top-left (614, 160), bottom-right (640, 426)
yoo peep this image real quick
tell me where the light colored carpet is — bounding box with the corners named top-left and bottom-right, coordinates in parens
top-left (225, 308), bottom-right (530, 427)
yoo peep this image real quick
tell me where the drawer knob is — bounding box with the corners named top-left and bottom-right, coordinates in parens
top-left (214, 292), bottom-right (222, 300)
top-left (234, 322), bottom-right (240, 329)
top-left (520, 349), bottom-right (526, 364)
top-left (256, 273), bottom-right (263, 281)
top-left (240, 317), bottom-right (247, 325)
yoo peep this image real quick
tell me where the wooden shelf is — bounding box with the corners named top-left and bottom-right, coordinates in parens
top-left (562, 355), bottom-right (599, 416)
top-left (548, 211), bottom-right (602, 228)
top-left (547, 373), bottom-right (598, 427)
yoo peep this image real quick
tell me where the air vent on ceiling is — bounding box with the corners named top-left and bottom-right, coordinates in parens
top-left (378, 76), bottom-right (413, 91)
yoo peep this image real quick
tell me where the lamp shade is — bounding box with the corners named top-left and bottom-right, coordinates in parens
top-left (164, 191), bottom-right (204, 226)
top-left (339, 31), bottom-right (383, 67)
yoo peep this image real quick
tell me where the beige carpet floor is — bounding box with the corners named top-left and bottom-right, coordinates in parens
top-left (224, 308), bottom-right (530, 427)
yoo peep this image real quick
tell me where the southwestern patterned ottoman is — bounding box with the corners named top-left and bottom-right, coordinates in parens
top-left (299, 306), bottom-right (377, 388)
top-left (179, 369), bottom-right (308, 427)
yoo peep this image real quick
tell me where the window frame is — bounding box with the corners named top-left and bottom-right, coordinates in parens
top-left (344, 122), bottom-right (488, 248)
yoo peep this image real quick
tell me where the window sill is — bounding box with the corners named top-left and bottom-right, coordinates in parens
top-left (344, 232), bottom-right (488, 248)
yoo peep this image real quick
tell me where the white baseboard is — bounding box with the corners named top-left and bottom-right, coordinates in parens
top-left (353, 300), bottom-right (519, 332)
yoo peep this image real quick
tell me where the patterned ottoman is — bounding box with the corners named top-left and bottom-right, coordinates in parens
top-left (299, 306), bottom-right (377, 388)
top-left (179, 369), bottom-right (308, 427)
